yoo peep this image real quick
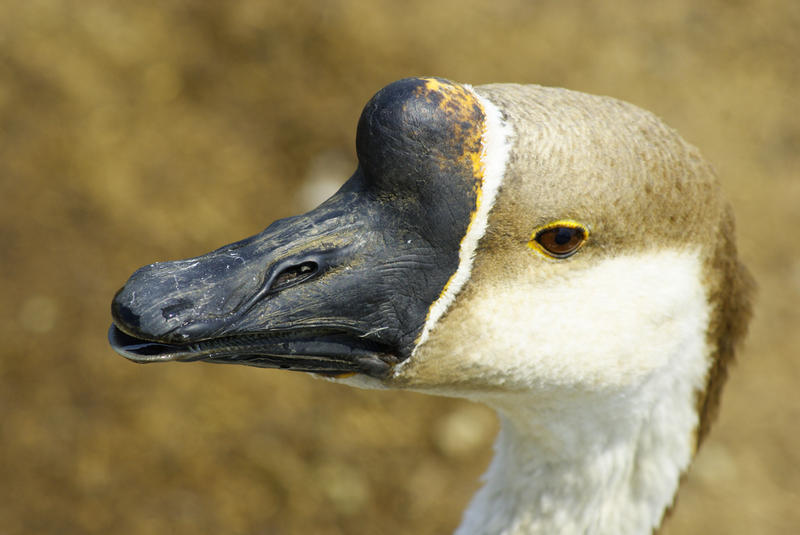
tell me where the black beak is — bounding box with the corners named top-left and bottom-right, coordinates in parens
top-left (110, 175), bottom-right (419, 378)
top-left (109, 77), bottom-right (486, 379)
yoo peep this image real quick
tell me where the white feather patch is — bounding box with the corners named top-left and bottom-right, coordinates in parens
top-left (451, 249), bottom-right (712, 535)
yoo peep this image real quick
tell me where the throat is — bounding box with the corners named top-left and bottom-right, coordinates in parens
top-left (456, 383), bottom-right (702, 535)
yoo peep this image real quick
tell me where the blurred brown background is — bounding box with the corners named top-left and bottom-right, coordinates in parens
top-left (1, 1), bottom-right (797, 534)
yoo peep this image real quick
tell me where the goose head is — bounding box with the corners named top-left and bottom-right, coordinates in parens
top-left (109, 77), bottom-right (752, 534)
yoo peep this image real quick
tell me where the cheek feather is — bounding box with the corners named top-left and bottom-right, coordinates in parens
top-left (414, 249), bottom-right (711, 394)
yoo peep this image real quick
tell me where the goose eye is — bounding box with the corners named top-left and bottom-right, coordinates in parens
top-left (530, 222), bottom-right (588, 259)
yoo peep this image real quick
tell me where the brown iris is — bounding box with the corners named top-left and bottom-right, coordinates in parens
top-left (530, 222), bottom-right (588, 259)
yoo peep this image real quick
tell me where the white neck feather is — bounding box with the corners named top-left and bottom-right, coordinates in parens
top-left (450, 251), bottom-right (712, 535)
top-left (458, 381), bottom-right (700, 535)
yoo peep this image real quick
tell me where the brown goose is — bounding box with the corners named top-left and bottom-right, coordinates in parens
top-left (109, 77), bottom-right (752, 535)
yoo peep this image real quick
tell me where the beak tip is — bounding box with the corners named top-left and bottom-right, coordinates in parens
top-left (107, 324), bottom-right (185, 364)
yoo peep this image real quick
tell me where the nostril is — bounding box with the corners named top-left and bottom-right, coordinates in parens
top-left (161, 299), bottom-right (194, 321)
top-left (269, 261), bottom-right (319, 293)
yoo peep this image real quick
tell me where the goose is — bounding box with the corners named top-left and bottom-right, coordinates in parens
top-left (109, 77), bottom-right (753, 535)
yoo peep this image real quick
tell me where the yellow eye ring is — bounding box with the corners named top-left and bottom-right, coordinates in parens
top-left (527, 220), bottom-right (589, 259)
